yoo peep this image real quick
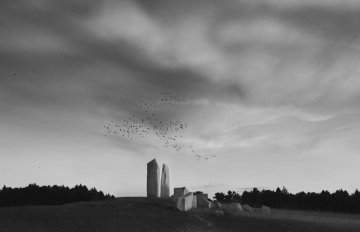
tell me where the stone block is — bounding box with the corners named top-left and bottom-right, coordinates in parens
top-left (176, 192), bottom-right (196, 212)
top-left (173, 187), bottom-right (189, 202)
top-left (197, 195), bottom-right (212, 208)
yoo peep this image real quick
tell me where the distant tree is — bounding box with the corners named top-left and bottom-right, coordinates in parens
top-left (214, 192), bottom-right (225, 202)
top-left (213, 191), bottom-right (240, 203)
top-left (225, 191), bottom-right (241, 203)
top-left (0, 183), bottom-right (114, 207)
top-left (354, 189), bottom-right (360, 196)
top-left (281, 186), bottom-right (288, 194)
top-left (214, 187), bottom-right (360, 214)
top-left (276, 187), bottom-right (281, 194)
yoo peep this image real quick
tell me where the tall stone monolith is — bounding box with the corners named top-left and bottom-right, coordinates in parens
top-left (147, 159), bottom-right (160, 197)
top-left (160, 164), bottom-right (170, 198)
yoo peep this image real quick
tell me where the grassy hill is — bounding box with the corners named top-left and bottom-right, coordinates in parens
top-left (0, 197), bottom-right (360, 232)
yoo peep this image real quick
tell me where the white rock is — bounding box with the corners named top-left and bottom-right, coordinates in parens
top-left (191, 193), bottom-right (197, 208)
top-left (176, 192), bottom-right (196, 212)
top-left (173, 187), bottom-right (189, 202)
top-left (160, 164), bottom-right (170, 198)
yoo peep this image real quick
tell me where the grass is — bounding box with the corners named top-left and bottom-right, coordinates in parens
top-left (0, 197), bottom-right (359, 232)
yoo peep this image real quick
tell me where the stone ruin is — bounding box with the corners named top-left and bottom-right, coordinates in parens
top-left (176, 192), bottom-right (197, 211)
top-left (146, 158), bottom-right (271, 215)
top-left (170, 187), bottom-right (213, 212)
top-left (197, 193), bottom-right (212, 208)
top-left (173, 190), bottom-right (213, 212)
top-left (145, 159), bottom-right (223, 212)
top-left (173, 187), bottom-right (189, 202)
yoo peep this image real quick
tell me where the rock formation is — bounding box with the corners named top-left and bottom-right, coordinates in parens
top-left (147, 159), bottom-right (160, 197)
top-left (160, 164), bottom-right (170, 198)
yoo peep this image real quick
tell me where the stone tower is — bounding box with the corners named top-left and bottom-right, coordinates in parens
top-left (147, 159), bottom-right (160, 197)
top-left (160, 164), bottom-right (170, 198)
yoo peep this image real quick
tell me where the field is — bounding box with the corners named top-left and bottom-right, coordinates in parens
top-left (0, 197), bottom-right (360, 232)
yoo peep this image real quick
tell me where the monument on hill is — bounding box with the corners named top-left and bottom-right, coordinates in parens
top-left (160, 164), bottom-right (170, 198)
top-left (147, 159), bottom-right (160, 197)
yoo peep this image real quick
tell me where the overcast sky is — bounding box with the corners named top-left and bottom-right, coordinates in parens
top-left (1, 0), bottom-right (360, 197)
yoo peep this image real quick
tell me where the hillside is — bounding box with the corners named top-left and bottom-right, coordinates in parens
top-left (0, 197), bottom-right (360, 232)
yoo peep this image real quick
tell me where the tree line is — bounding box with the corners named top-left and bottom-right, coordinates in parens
top-left (0, 183), bottom-right (115, 207)
top-left (214, 187), bottom-right (360, 214)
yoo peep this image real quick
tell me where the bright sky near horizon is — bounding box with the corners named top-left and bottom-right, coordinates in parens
top-left (1, 0), bottom-right (360, 198)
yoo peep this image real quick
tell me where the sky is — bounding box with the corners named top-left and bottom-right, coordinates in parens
top-left (1, 0), bottom-right (360, 197)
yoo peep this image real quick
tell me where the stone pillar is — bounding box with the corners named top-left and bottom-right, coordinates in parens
top-left (147, 159), bottom-right (160, 197)
top-left (160, 164), bottom-right (170, 198)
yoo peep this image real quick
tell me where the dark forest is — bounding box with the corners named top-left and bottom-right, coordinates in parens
top-left (214, 187), bottom-right (360, 214)
top-left (0, 184), bottom-right (114, 207)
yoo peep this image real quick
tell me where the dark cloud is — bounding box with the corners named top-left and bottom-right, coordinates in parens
top-left (0, 0), bottom-right (248, 136)
top-left (0, 0), bottom-right (358, 126)
top-left (135, 0), bottom-right (360, 40)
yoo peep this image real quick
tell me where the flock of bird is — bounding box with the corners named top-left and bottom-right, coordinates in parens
top-left (104, 92), bottom-right (216, 161)
top-left (7, 71), bottom-right (216, 161)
